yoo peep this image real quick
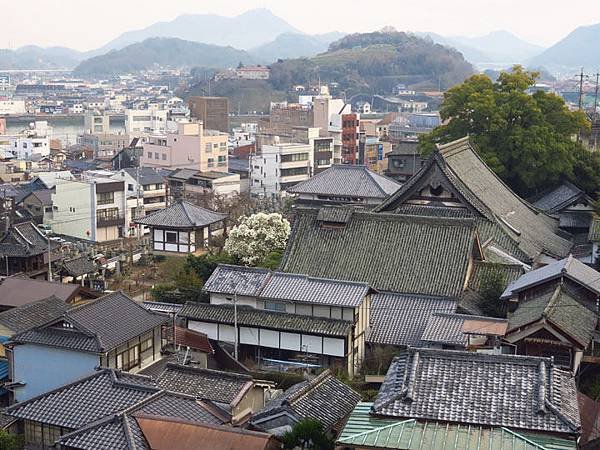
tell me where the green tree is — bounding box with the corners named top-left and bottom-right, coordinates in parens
top-left (420, 66), bottom-right (594, 196)
top-left (0, 430), bottom-right (23, 450)
top-left (184, 252), bottom-right (238, 283)
top-left (479, 270), bottom-right (507, 318)
top-left (281, 419), bottom-right (334, 450)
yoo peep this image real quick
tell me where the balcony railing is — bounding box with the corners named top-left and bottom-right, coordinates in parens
top-left (97, 214), bottom-right (125, 228)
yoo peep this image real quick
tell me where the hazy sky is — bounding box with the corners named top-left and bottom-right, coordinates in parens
top-left (4, 0), bottom-right (600, 51)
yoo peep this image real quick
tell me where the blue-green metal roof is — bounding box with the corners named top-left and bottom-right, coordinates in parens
top-left (336, 403), bottom-right (577, 450)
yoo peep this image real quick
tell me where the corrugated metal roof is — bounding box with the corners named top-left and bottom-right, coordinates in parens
top-left (337, 403), bottom-right (577, 450)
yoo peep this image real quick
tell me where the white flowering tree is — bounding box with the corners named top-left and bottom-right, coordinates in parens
top-left (224, 212), bottom-right (291, 266)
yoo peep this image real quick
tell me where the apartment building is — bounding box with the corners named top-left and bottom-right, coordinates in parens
top-left (140, 122), bottom-right (228, 172)
top-left (291, 127), bottom-right (335, 174)
top-left (167, 168), bottom-right (241, 200)
top-left (188, 97), bottom-right (229, 133)
top-left (110, 167), bottom-right (167, 236)
top-left (125, 108), bottom-right (168, 137)
top-left (341, 113), bottom-right (360, 164)
top-left (250, 142), bottom-right (312, 197)
top-left (48, 178), bottom-right (127, 242)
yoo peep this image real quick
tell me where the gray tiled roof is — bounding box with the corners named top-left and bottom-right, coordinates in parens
top-left (135, 201), bottom-right (227, 228)
top-left (375, 137), bottom-right (572, 261)
top-left (559, 212), bottom-right (591, 229)
top-left (123, 167), bottom-right (165, 186)
top-left (61, 255), bottom-right (97, 277)
top-left (56, 390), bottom-right (225, 450)
top-left (204, 264), bottom-right (371, 308)
top-left (12, 291), bottom-right (168, 353)
top-left (261, 273), bottom-right (370, 307)
top-left (0, 221), bottom-right (57, 257)
top-left (203, 265), bottom-right (270, 297)
top-left (180, 302), bottom-right (352, 337)
top-left (155, 363), bottom-right (253, 405)
top-left (281, 207), bottom-right (477, 297)
top-left (6, 369), bottom-right (158, 429)
top-left (419, 313), bottom-right (469, 346)
top-left (287, 165), bottom-right (401, 198)
top-left (0, 295), bottom-right (69, 334)
top-left (501, 255), bottom-right (600, 299)
top-left (532, 182), bottom-right (586, 213)
top-left (372, 348), bottom-right (581, 434)
top-left (252, 370), bottom-right (361, 430)
top-left (368, 293), bottom-right (456, 347)
top-left (507, 284), bottom-right (597, 348)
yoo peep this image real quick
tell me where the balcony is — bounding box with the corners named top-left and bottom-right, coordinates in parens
top-left (97, 214), bottom-right (125, 228)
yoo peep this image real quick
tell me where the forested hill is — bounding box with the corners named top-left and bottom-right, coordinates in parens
top-left (269, 31), bottom-right (474, 95)
top-left (74, 38), bottom-right (257, 77)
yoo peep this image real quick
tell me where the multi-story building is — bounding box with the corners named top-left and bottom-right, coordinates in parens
top-left (0, 121), bottom-right (52, 160)
top-left (0, 99), bottom-right (26, 115)
top-left (341, 113), bottom-right (360, 164)
top-left (250, 142), bottom-right (312, 197)
top-left (77, 132), bottom-right (130, 159)
top-left (83, 111), bottom-right (110, 134)
top-left (385, 140), bottom-right (424, 182)
top-left (48, 177), bottom-right (127, 242)
top-left (359, 135), bottom-right (392, 174)
top-left (167, 168), bottom-right (241, 200)
top-left (125, 108), bottom-right (168, 137)
top-left (140, 122), bottom-right (228, 172)
top-left (291, 127), bottom-right (335, 174)
top-left (188, 97), bottom-right (229, 133)
top-left (109, 167), bottom-right (167, 236)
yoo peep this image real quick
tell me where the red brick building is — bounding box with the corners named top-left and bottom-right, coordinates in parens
top-left (342, 113), bottom-right (360, 164)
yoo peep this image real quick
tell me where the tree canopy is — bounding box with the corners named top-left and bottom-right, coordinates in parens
top-left (420, 66), bottom-right (596, 196)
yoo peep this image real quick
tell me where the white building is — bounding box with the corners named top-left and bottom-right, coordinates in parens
top-left (1, 121), bottom-right (52, 160)
top-left (125, 108), bottom-right (168, 137)
top-left (0, 99), bottom-right (26, 115)
top-left (250, 142), bottom-right (312, 197)
top-left (48, 177), bottom-right (127, 242)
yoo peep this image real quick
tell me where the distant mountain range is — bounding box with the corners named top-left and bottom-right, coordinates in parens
top-left (1, 9), bottom-right (599, 75)
top-left (87, 8), bottom-right (299, 57)
top-left (249, 32), bottom-right (346, 62)
top-left (73, 38), bottom-right (257, 76)
top-left (529, 23), bottom-right (600, 70)
top-left (0, 45), bottom-right (84, 70)
top-left (418, 30), bottom-right (544, 64)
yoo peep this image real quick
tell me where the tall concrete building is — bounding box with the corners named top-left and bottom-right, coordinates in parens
top-left (189, 97), bottom-right (229, 133)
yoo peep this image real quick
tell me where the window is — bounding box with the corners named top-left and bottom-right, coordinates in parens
top-left (128, 184), bottom-right (134, 191)
top-left (147, 151), bottom-right (152, 158)
top-left (96, 207), bottom-right (119, 222)
top-left (280, 167), bottom-right (308, 177)
top-left (392, 159), bottom-right (405, 168)
top-left (154, 152), bottom-right (160, 159)
top-left (140, 331), bottom-right (154, 357)
top-left (281, 153), bottom-right (308, 163)
top-left (207, 158), bottom-right (214, 168)
top-left (218, 155), bottom-right (226, 164)
top-left (165, 231), bottom-right (178, 243)
top-left (116, 344), bottom-right (140, 371)
top-left (162, 153), bottom-right (167, 160)
top-left (97, 192), bottom-right (114, 205)
top-left (205, 143), bottom-right (212, 152)
top-left (265, 301), bottom-right (286, 312)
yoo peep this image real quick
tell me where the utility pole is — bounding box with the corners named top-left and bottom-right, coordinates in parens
top-left (577, 67), bottom-right (585, 111)
top-left (233, 291), bottom-right (238, 361)
top-left (47, 236), bottom-right (52, 282)
top-left (593, 72), bottom-right (600, 114)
